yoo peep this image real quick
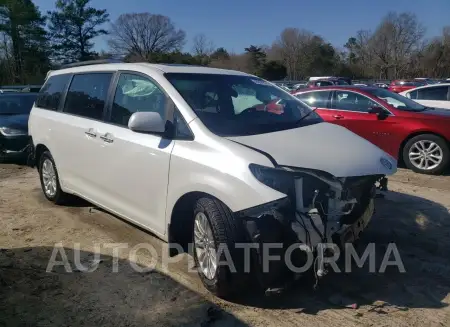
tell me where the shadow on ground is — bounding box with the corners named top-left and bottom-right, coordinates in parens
top-left (0, 246), bottom-right (249, 327)
top-left (232, 190), bottom-right (450, 315)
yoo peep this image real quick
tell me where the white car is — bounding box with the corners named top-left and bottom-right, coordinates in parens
top-left (28, 61), bottom-right (396, 298)
top-left (400, 83), bottom-right (450, 109)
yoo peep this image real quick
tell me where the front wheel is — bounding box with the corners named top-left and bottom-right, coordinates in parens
top-left (403, 134), bottom-right (449, 175)
top-left (192, 197), bottom-right (247, 298)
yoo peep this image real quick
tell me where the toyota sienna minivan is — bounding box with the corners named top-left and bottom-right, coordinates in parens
top-left (28, 61), bottom-right (397, 298)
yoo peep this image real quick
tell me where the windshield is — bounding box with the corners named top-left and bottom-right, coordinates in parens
top-left (0, 94), bottom-right (37, 115)
top-left (165, 73), bottom-right (322, 136)
top-left (365, 88), bottom-right (426, 111)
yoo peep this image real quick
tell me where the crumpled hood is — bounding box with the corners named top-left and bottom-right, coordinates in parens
top-left (0, 114), bottom-right (29, 130)
top-left (226, 122), bottom-right (397, 177)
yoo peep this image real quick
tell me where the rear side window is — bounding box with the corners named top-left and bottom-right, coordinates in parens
top-left (296, 91), bottom-right (331, 108)
top-left (36, 74), bottom-right (71, 110)
top-left (416, 86), bottom-right (449, 101)
top-left (64, 73), bottom-right (113, 120)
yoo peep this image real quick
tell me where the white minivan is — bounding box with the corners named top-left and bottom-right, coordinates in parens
top-left (29, 61), bottom-right (396, 298)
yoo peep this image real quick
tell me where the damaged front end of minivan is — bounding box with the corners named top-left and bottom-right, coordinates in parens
top-left (235, 164), bottom-right (387, 291)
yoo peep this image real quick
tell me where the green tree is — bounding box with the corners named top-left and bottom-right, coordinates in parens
top-left (210, 47), bottom-right (230, 60)
top-left (244, 45), bottom-right (266, 75)
top-left (0, 0), bottom-right (49, 83)
top-left (259, 61), bottom-right (287, 80)
top-left (48, 0), bottom-right (109, 63)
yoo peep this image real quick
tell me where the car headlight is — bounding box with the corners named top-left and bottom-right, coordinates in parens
top-left (249, 163), bottom-right (294, 195)
top-left (0, 127), bottom-right (28, 136)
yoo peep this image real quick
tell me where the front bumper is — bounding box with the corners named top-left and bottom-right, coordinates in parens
top-left (235, 174), bottom-right (379, 290)
top-left (0, 135), bottom-right (31, 159)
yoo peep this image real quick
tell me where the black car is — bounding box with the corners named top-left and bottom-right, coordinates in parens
top-left (0, 93), bottom-right (37, 161)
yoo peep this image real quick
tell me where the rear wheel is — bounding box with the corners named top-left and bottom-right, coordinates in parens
top-left (192, 197), bottom-right (248, 298)
top-left (38, 151), bottom-right (71, 204)
top-left (403, 134), bottom-right (449, 175)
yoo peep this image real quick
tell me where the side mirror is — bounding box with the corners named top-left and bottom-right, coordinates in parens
top-left (128, 112), bottom-right (166, 133)
top-left (368, 106), bottom-right (388, 120)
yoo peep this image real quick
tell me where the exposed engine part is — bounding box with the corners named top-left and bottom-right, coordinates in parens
top-left (237, 167), bottom-right (382, 292)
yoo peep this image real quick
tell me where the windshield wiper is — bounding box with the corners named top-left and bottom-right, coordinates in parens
top-left (295, 107), bottom-right (318, 124)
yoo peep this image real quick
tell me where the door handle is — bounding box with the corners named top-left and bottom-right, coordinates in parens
top-left (333, 114), bottom-right (344, 119)
top-left (85, 129), bottom-right (97, 137)
top-left (100, 133), bottom-right (114, 143)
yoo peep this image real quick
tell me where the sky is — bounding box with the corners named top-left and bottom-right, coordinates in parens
top-left (34, 0), bottom-right (450, 53)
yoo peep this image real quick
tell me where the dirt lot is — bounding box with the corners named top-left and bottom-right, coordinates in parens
top-left (1, 164), bottom-right (450, 327)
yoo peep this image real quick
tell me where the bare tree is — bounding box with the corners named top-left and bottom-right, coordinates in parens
top-left (415, 26), bottom-right (450, 78)
top-left (344, 30), bottom-right (375, 77)
top-left (192, 33), bottom-right (215, 56)
top-left (108, 13), bottom-right (186, 60)
top-left (369, 12), bottom-right (425, 79)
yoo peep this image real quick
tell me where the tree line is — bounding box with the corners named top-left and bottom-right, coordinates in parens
top-left (1, 0), bottom-right (450, 85)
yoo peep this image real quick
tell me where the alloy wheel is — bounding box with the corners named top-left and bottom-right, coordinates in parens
top-left (194, 212), bottom-right (217, 280)
top-left (41, 158), bottom-right (57, 197)
top-left (408, 140), bottom-right (443, 171)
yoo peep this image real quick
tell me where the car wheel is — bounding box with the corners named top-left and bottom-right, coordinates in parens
top-left (38, 151), bottom-right (71, 204)
top-left (192, 197), bottom-right (247, 298)
top-left (403, 134), bottom-right (449, 175)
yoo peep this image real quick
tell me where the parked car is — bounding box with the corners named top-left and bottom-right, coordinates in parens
top-left (0, 85), bottom-right (42, 93)
top-left (309, 76), bottom-right (352, 85)
top-left (308, 77), bottom-right (350, 88)
top-left (0, 93), bottom-right (37, 161)
top-left (292, 83), bottom-right (307, 91)
top-left (28, 61), bottom-right (396, 297)
top-left (374, 83), bottom-right (389, 89)
top-left (414, 78), bottom-right (439, 85)
top-left (388, 80), bottom-right (425, 93)
top-left (307, 79), bottom-right (335, 87)
top-left (294, 86), bottom-right (450, 174)
top-left (399, 83), bottom-right (450, 110)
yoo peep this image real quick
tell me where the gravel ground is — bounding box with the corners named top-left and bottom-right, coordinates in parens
top-left (0, 163), bottom-right (449, 327)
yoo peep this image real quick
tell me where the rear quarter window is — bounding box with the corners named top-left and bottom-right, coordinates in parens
top-left (36, 74), bottom-right (71, 110)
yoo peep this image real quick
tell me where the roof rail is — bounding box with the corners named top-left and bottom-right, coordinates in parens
top-left (59, 59), bottom-right (123, 69)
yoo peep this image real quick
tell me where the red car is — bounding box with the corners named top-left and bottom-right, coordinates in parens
top-left (294, 86), bottom-right (450, 174)
top-left (388, 80), bottom-right (425, 93)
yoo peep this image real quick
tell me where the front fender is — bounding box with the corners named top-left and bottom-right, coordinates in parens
top-left (165, 141), bottom-right (286, 227)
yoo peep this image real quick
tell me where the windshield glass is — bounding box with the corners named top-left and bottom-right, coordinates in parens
top-left (165, 73), bottom-right (322, 136)
top-left (365, 88), bottom-right (426, 111)
top-left (0, 94), bottom-right (37, 115)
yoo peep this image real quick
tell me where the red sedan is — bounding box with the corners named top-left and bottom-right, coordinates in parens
top-left (388, 80), bottom-right (425, 93)
top-left (293, 86), bottom-right (450, 174)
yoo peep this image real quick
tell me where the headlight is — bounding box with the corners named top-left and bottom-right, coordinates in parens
top-left (249, 163), bottom-right (294, 195)
top-left (0, 127), bottom-right (28, 136)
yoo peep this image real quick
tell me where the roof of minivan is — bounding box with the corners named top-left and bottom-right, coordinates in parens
top-left (49, 62), bottom-right (251, 77)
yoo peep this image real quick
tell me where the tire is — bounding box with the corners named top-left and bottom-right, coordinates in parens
top-left (38, 151), bottom-right (71, 204)
top-left (402, 134), bottom-right (449, 175)
top-left (192, 197), bottom-right (248, 298)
